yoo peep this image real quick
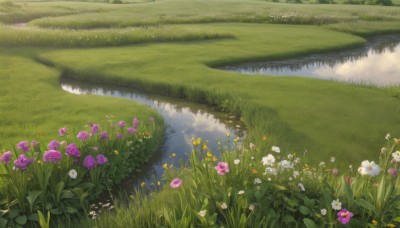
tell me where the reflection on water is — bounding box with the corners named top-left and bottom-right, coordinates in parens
top-left (221, 35), bottom-right (400, 86)
top-left (61, 79), bottom-right (246, 194)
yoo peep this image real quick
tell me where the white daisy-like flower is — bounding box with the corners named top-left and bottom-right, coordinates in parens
top-left (220, 202), bottom-right (227, 209)
top-left (287, 154), bottom-right (293, 159)
top-left (294, 157), bottom-right (301, 164)
top-left (261, 154), bottom-right (275, 166)
top-left (331, 199), bottom-right (342, 211)
top-left (330, 157), bottom-right (335, 163)
top-left (319, 161), bottom-right (326, 167)
top-left (68, 169), bottom-right (78, 179)
top-left (238, 190), bottom-right (245, 195)
top-left (249, 143), bottom-right (255, 150)
top-left (392, 151), bottom-right (400, 162)
top-left (198, 210), bottom-right (207, 217)
top-left (293, 171), bottom-right (299, 178)
top-left (279, 160), bottom-right (293, 169)
top-left (234, 159), bottom-right (240, 165)
top-left (321, 208), bottom-right (327, 216)
top-left (264, 167), bottom-right (277, 175)
top-left (298, 183), bottom-right (305, 191)
top-left (385, 133), bottom-right (391, 140)
top-left (358, 160), bottom-right (381, 177)
top-left (248, 204), bottom-right (255, 211)
top-left (271, 146), bottom-right (280, 153)
top-left (254, 178), bottom-right (262, 184)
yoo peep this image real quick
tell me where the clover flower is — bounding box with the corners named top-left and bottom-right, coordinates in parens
top-left (0, 151), bottom-right (12, 164)
top-left (170, 178), bottom-right (182, 188)
top-left (91, 124), bottom-right (100, 135)
top-left (388, 168), bottom-right (398, 176)
top-left (43, 150), bottom-right (62, 164)
top-left (59, 127), bottom-right (68, 136)
top-left (47, 140), bottom-right (60, 150)
top-left (17, 140), bottom-right (30, 152)
top-left (198, 210), bottom-right (207, 217)
top-left (133, 118), bottom-right (140, 128)
top-left (83, 155), bottom-right (96, 170)
top-left (234, 159), bottom-right (240, 165)
top-left (118, 121), bottom-right (125, 128)
top-left (96, 154), bottom-right (108, 166)
top-left (100, 131), bottom-right (108, 140)
top-left (321, 208), bottom-right (327, 216)
top-left (14, 155), bottom-right (34, 170)
top-left (254, 178), bottom-right (262, 184)
top-left (66, 143), bottom-right (81, 158)
top-left (77, 131), bottom-right (89, 141)
top-left (127, 127), bottom-right (136, 134)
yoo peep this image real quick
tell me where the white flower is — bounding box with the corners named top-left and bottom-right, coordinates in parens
top-left (392, 151), bottom-right (400, 162)
top-left (358, 160), bottom-right (381, 177)
top-left (262, 154), bottom-right (275, 166)
top-left (234, 159), bottom-right (240, 165)
top-left (198, 210), bottom-right (207, 217)
top-left (254, 178), bottom-right (262, 184)
top-left (331, 199), bottom-right (342, 211)
top-left (321, 208), bottom-right (327, 216)
top-left (319, 161), bottom-right (326, 167)
top-left (68, 169), bottom-right (77, 179)
top-left (294, 157), bottom-right (301, 164)
top-left (264, 167), bottom-right (277, 175)
top-left (220, 202), bottom-right (227, 209)
top-left (279, 160), bottom-right (293, 169)
top-left (298, 183), bottom-right (305, 191)
top-left (267, 178), bottom-right (271, 181)
top-left (249, 143), bottom-right (255, 150)
top-left (271, 146), bottom-right (280, 153)
top-left (330, 157), bottom-right (335, 163)
top-left (238, 190), bottom-right (245, 195)
top-left (248, 204), bottom-right (255, 211)
top-left (385, 133), bottom-right (391, 140)
top-left (293, 171), bottom-right (299, 178)
top-left (288, 177), bottom-right (293, 181)
top-left (287, 154), bottom-right (293, 159)
top-left (251, 156), bottom-right (254, 160)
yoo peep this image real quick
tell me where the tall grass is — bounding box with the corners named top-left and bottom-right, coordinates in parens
top-left (0, 25), bottom-right (231, 47)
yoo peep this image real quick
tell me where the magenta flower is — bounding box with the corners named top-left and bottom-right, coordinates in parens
top-left (388, 168), bottom-right (398, 176)
top-left (47, 140), bottom-right (61, 150)
top-left (127, 127), bottom-right (136, 134)
top-left (332, 168), bottom-right (339, 177)
top-left (100, 131), bottom-right (108, 140)
top-left (117, 133), bottom-right (123, 139)
top-left (14, 155), bottom-right (34, 170)
top-left (83, 155), bottom-right (96, 170)
top-left (0, 151), bottom-right (12, 164)
top-left (17, 141), bottom-right (30, 152)
top-left (148, 117), bottom-right (155, 123)
top-left (118, 121), bottom-right (126, 128)
top-left (77, 131), bottom-right (89, 141)
top-left (91, 124), bottom-right (100, 135)
top-left (43, 150), bottom-right (62, 164)
top-left (133, 118), bottom-right (139, 128)
top-left (170, 178), bottom-right (182, 188)
top-left (96, 154), bottom-right (108, 166)
top-left (30, 140), bottom-right (40, 148)
top-left (215, 162), bottom-right (229, 175)
top-left (337, 209), bottom-right (353, 225)
top-left (59, 127), bottom-right (68, 137)
top-left (65, 143), bottom-right (81, 158)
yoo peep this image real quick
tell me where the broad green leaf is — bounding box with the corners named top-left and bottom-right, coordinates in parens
top-left (354, 199), bottom-right (376, 214)
top-left (299, 206), bottom-right (311, 215)
top-left (60, 190), bottom-right (74, 199)
top-left (66, 207), bottom-right (78, 214)
top-left (393, 216), bottom-right (400, 222)
top-left (283, 215), bottom-right (296, 224)
top-left (15, 215), bottom-right (27, 225)
top-left (303, 218), bottom-right (317, 228)
top-left (27, 191), bottom-right (42, 212)
top-left (0, 218), bottom-right (7, 227)
top-left (27, 213), bottom-right (39, 221)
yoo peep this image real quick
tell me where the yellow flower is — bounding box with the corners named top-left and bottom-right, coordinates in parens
top-left (394, 138), bottom-right (399, 145)
top-left (207, 151), bottom-right (213, 157)
top-left (171, 153), bottom-right (176, 157)
top-left (213, 156), bottom-right (217, 161)
top-left (162, 163), bottom-right (168, 169)
top-left (203, 144), bottom-right (208, 150)
top-left (234, 137), bottom-right (239, 142)
top-left (372, 220), bottom-right (378, 225)
top-left (252, 169), bottom-right (258, 174)
top-left (226, 133), bottom-right (230, 138)
top-left (197, 138), bottom-right (202, 145)
top-left (140, 182), bottom-right (145, 187)
top-left (387, 224), bottom-right (395, 228)
top-left (169, 164), bottom-right (174, 169)
top-left (262, 135), bottom-right (268, 141)
top-left (157, 181), bottom-right (161, 186)
top-left (114, 150), bottom-right (119, 155)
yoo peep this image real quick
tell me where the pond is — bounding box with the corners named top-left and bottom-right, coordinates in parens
top-left (220, 34), bottom-right (400, 86)
top-left (61, 78), bottom-right (246, 194)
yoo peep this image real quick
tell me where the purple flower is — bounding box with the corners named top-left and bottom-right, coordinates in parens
top-left (337, 209), bottom-right (353, 225)
top-left (83, 155), bottom-right (96, 170)
top-left (118, 121), bottom-right (125, 128)
top-left (91, 124), bottom-right (100, 135)
top-left (148, 117), bottom-right (155, 123)
top-left (127, 127), bottom-right (136, 134)
top-left (43, 150), bottom-right (62, 164)
top-left (17, 141), bottom-right (30, 152)
top-left (117, 133), bottom-right (123, 139)
top-left (0, 151), bottom-right (12, 164)
top-left (96, 154), bottom-right (108, 166)
top-left (65, 143), bottom-right (81, 158)
top-left (77, 131), bottom-right (89, 141)
top-left (14, 155), bottom-right (34, 170)
top-left (100, 131), bottom-right (108, 140)
top-left (388, 168), bottom-right (398, 176)
top-left (59, 127), bottom-right (68, 137)
top-left (30, 140), bottom-right (40, 148)
top-left (170, 178), bottom-right (182, 188)
top-left (47, 140), bottom-right (61, 150)
top-left (133, 118), bottom-right (139, 128)
top-left (215, 162), bottom-right (229, 175)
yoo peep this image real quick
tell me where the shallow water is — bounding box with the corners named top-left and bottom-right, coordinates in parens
top-left (61, 78), bottom-right (246, 194)
top-left (220, 35), bottom-right (400, 86)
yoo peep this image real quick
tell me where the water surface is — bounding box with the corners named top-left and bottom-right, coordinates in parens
top-left (221, 35), bottom-right (400, 86)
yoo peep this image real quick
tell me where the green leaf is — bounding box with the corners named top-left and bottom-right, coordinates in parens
top-left (354, 199), bottom-right (376, 214)
top-left (27, 213), bottom-right (39, 221)
top-left (0, 218), bottom-right (7, 228)
top-left (283, 215), bottom-right (296, 224)
top-left (15, 215), bottom-right (27, 225)
top-left (60, 190), bottom-right (75, 199)
top-left (66, 207), bottom-right (78, 214)
top-left (50, 208), bottom-right (62, 215)
top-left (303, 218), bottom-right (317, 228)
top-left (393, 217), bottom-right (400, 222)
top-left (54, 182), bottom-right (65, 203)
top-left (8, 209), bottom-right (20, 219)
top-left (299, 206), bottom-right (311, 215)
top-left (27, 191), bottom-right (41, 212)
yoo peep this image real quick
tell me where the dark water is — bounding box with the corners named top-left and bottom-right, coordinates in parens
top-left (61, 79), bottom-right (246, 194)
top-left (220, 35), bottom-right (400, 86)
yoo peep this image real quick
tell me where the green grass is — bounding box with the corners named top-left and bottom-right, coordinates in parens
top-left (0, 53), bottom-right (160, 146)
top-left (33, 23), bottom-right (400, 167)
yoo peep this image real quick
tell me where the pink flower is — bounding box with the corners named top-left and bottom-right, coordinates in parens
top-left (100, 131), bottom-right (108, 140)
top-left (91, 124), bottom-right (100, 135)
top-left (215, 162), bottom-right (229, 175)
top-left (118, 121), bottom-right (125, 128)
top-left (47, 140), bottom-right (61, 150)
top-left (170, 178), bottom-right (182, 188)
top-left (127, 127), bottom-right (136, 134)
top-left (148, 117), bottom-right (155, 123)
top-left (77, 131), bottom-right (89, 141)
top-left (388, 168), bottom-right (398, 176)
top-left (0, 151), bottom-right (12, 164)
top-left (96, 154), bottom-right (108, 166)
top-left (65, 143), bottom-right (80, 158)
top-left (59, 127), bottom-right (67, 136)
top-left (43, 150), bottom-right (62, 164)
top-left (83, 155), bottom-right (96, 170)
top-left (30, 140), bottom-right (40, 148)
top-left (17, 141), bottom-right (30, 152)
top-left (332, 168), bottom-right (339, 177)
top-left (14, 155), bottom-right (34, 170)
top-left (337, 209), bottom-right (353, 224)
top-left (133, 118), bottom-right (139, 128)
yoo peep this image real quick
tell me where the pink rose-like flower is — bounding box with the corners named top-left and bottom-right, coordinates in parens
top-left (77, 131), bottom-right (89, 141)
top-left (170, 178), bottom-right (182, 188)
top-left (47, 140), bottom-right (61, 150)
top-left (96, 154), bottom-right (108, 166)
top-left (43, 150), bottom-right (62, 164)
top-left (337, 209), bottom-right (353, 225)
top-left (59, 127), bottom-right (68, 137)
top-left (83, 155), bottom-right (96, 170)
top-left (215, 162), bottom-right (229, 175)
top-left (65, 143), bottom-right (81, 158)
top-left (17, 141), bottom-right (30, 152)
top-left (0, 151), bottom-right (12, 164)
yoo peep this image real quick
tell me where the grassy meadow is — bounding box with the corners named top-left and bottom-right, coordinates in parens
top-left (0, 0), bottom-right (400, 226)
